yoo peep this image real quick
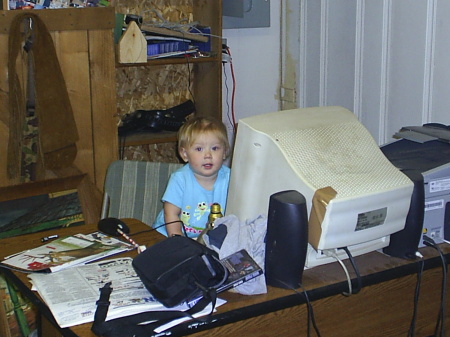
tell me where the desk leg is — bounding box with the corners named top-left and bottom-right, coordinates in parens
top-left (6, 280), bottom-right (31, 337)
top-left (0, 287), bottom-right (12, 337)
top-left (0, 272), bottom-right (37, 337)
top-left (1, 268), bottom-right (78, 337)
top-left (40, 314), bottom-right (65, 337)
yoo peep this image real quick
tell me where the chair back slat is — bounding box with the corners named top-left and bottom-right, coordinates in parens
top-left (102, 160), bottom-right (183, 226)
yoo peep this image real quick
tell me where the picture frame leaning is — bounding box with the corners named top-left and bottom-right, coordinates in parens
top-left (0, 174), bottom-right (88, 239)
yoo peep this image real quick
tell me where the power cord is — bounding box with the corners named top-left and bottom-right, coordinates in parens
top-left (222, 46), bottom-right (236, 132)
top-left (223, 62), bottom-right (233, 131)
top-left (422, 235), bottom-right (447, 337)
top-left (324, 249), bottom-right (353, 295)
top-left (325, 247), bottom-right (362, 296)
top-left (276, 279), bottom-right (322, 337)
top-left (407, 254), bottom-right (424, 337)
top-left (339, 247), bottom-right (362, 295)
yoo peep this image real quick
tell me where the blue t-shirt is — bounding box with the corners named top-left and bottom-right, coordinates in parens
top-left (153, 164), bottom-right (231, 238)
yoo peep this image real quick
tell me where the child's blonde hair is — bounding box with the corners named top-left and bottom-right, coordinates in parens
top-left (178, 116), bottom-right (230, 157)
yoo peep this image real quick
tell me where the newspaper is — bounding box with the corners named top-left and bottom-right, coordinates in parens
top-left (28, 258), bottom-right (188, 328)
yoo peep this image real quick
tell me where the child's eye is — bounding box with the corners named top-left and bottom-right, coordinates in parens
top-left (195, 147), bottom-right (203, 152)
top-left (212, 146), bottom-right (221, 151)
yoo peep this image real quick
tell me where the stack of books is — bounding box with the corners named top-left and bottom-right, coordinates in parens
top-left (145, 36), bottom-right (196, 59)
top-left (141, 24), bottom-right (210, 60)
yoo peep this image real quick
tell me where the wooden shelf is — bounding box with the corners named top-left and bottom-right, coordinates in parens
top-left (119, 131), bottom-right (177, 147)
top-left (0, 7), bottom-right (115, 32)
top-left (115, 1), bottom-right (222, 154)
top-left (116, 55), bottom-right (219, 68)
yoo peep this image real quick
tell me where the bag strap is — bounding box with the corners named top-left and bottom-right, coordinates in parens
top-left (202, 253), bottom-right (229, 289)
top-left (91, 282), bottom-right (217, 337)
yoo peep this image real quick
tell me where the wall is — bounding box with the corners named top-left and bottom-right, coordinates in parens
top-left (225, 0), bottom-right (450, 146)
top-left (294, 0), bottom-right (450, 145)
top-left (221, 0), bottom-right (281, 133)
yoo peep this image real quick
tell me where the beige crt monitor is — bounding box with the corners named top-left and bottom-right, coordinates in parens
top-left (226, 106), bottom-right (414, 268)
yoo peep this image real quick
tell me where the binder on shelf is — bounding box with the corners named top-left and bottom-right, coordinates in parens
top-left (147, 41), bottom-right (191, 56)
top-left (147, 48), bottom-right (198, 60)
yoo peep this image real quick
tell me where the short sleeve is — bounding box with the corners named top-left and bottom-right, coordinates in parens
top-left (161, 169), bottom-right (186, 209)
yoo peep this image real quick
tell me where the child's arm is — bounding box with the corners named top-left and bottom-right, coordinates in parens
top-left (163, 202), bottom-right (184, 237)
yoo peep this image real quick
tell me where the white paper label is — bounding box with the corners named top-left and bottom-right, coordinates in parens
top-left (425, 199), bottom-right (444, 211)
top-left (429, 178), bottom-right (450, 193)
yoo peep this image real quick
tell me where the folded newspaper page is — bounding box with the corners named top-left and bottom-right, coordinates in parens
top-left (28, 257), bottom-right (225, 329)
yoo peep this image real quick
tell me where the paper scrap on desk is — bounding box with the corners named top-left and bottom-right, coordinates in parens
top-left (154, 298), bottom-right (226, 333)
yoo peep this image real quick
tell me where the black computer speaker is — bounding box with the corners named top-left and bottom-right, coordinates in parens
top-left (383, 169), bottom-right (425, 259)
top-left (265, 190), bottom-right (308, 289)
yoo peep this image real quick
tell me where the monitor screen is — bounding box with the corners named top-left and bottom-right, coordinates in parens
top-left (226, 106), bottom-right (413, 267)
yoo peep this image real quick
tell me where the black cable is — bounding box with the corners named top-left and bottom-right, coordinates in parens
top-left (176, 29), bottom-right (196, 106)
top-left (130, 220), bottom-right (187, 237)
top-left (300, 283), bottom-right (321, 337)
top-left (407, 258), bottom-right (424, 337)
top-left (276, 279), bottom-right (321, 337)
top-left (422, 236), bottom-right (447, 337)
top-left (339, 247), bottom-right (362, 295)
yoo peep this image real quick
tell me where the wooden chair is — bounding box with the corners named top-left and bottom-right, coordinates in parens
top-left (101, 160), bottom-right (183, 226)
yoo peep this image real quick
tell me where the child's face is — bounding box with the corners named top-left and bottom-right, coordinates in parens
top-left (180, 132), bottom-right (226, 180)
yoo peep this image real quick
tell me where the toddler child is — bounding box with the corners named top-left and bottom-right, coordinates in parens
top-left (153, 116), bottom-right (231, 238)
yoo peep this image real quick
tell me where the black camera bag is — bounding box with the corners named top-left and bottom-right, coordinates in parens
top-left (132, 235), bottom-right (228, 307)
top-left (91, 236), bottom-right (228, 337)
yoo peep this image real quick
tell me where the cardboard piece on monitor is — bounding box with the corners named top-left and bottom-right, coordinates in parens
top-left (308, 186), bottom-right (337, 249)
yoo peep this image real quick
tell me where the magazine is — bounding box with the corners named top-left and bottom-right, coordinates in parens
top-left (28, 257), bottom-right (226, 329)
top-left (1, 232), bottom-right (134, 273)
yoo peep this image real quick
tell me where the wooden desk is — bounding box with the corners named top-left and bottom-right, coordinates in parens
top-left (1, 219), bottom-right (449, 337)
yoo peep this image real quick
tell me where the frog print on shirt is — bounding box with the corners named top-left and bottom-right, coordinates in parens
top-left (194, 201), bottom-right (208, 220)
top-left (180, 211), bottom-right (190, 226)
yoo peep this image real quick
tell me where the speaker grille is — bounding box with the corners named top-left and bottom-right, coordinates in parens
top-left (270, 120), bottom-right (411, 198)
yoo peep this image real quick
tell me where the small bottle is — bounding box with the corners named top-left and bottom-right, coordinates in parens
top-left (197, 203), bottom-right (223, 245)
top-left (208, 203), bottom-right (223, 226)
